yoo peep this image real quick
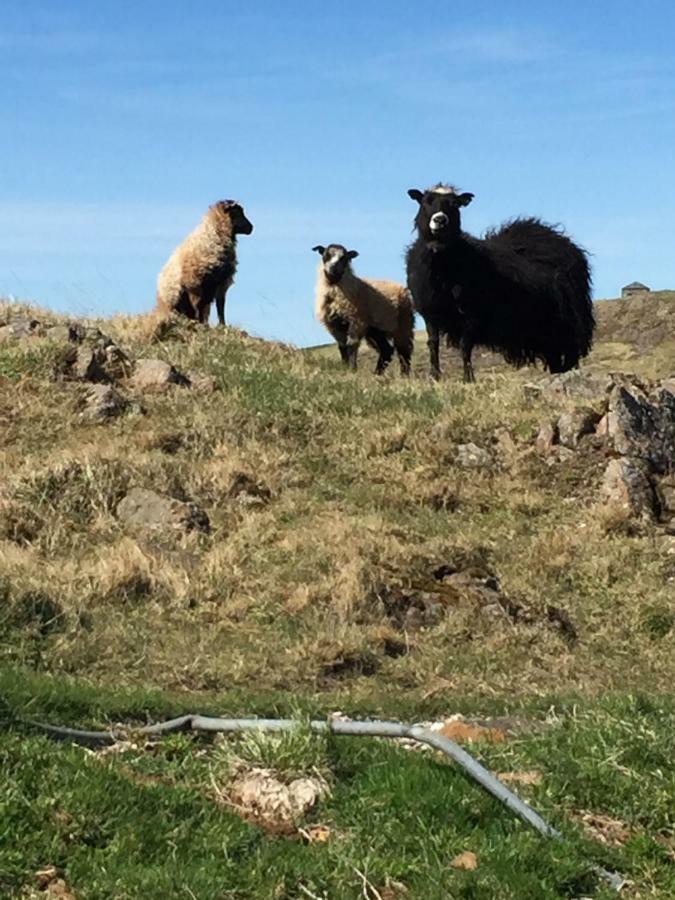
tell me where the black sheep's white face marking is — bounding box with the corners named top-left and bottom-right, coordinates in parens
top-left (408, 185), bottom-right (474, 243)
top-left (312, 243), bottom-right (359, 284)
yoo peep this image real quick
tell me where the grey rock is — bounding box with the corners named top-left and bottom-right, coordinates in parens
top-left (601, 457), bottom-right (657, 521)
top-left (607, 380), bottom-right (675, 473)
top-left (116, 487), bottom-right (210, 534)
top-left (557, 407), bottom-right (601, 448)
top-left (455, 442), bottom-right (492, 468)
top-left (186, 371), bottom-right (218, 395)
top-left (80, 384), bottom-right (128, 422)
top-left (535, 421), bottom-right (558, 456)
top-left (0, 317), bottom-right (42, 341)
top-left (655, 474), bottom-right (675, 517)
top-left (132, 358), bottom-right (189, 392)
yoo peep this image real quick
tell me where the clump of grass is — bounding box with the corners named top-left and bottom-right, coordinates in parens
top-left (214, 717), bottom-right (333, 783)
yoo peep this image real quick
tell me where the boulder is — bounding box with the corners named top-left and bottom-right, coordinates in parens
top-left (0, 317), bottom-right (42, 341)
top-left (557, 407), bottom-right (601, 448)
top-left (535, 420), bottom-right (558, 456)
top-left (655, 474), bottom-right (675, 518)
top-left (131, 358), bottom-right (189, 392)
top-left (116, 487), bottom-right (210, 534)
top-left (606, 381), bottom-right (675, 473)
top-left (601, 457), bottom-right (657, 521)
top-left (80, 384), bottom-right (128, 422)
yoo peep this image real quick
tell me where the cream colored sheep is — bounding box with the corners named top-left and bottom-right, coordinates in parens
top-left (156, 200), bottom-right (253, 325)
top-left (313, 244), bottom-right (414, 374)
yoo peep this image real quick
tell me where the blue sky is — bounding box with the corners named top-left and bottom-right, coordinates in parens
top-left (1, 1), bottom-right (674, 345)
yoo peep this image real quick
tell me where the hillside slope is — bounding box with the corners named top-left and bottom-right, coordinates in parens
top-left (2, 296), bottom-right (675, 898)
top-left (1, 295), bottom-right (673, 701)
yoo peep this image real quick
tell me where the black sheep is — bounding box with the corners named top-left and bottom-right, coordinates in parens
top-left (405, 184), bottom-right (594, 381)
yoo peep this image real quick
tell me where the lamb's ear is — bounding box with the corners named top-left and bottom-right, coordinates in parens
top-left (457, 192), bottom-right (474, 207)
top-left (408, 189), bottom-right (424, 203)
top-left (347, 250), bottom-right (359, 260)
top-left (311, 245), bottom-right (325, 255)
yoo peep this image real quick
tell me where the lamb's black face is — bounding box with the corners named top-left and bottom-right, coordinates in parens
top-left (408, 186), bottom-right (474, 243)
top-left (312, 243), bottom-right (359, 285)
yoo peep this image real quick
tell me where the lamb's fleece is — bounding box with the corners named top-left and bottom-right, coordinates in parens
top-left (315, 267), bottom-right (412, 343)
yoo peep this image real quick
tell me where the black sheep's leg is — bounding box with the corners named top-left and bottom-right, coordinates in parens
top-left (460, 326), bottom-right (476, 383)
top-left (337, 342), bottom-right (350, 366)
top-left (426, 322), bottom-right (441, 380)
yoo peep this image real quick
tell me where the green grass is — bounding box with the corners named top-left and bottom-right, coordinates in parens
top-left (2, 678), bottom-right (675, 898)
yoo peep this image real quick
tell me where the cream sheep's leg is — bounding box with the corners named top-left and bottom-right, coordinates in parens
top-left (215, 283), bottom-right (228, 326)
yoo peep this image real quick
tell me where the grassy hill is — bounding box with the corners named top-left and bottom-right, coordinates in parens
top-left (1, 293), bottom-right (674, 898)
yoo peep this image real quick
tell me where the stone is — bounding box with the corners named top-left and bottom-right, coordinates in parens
top-left (131, 358), bottom-right (189, 392)
top-left (493, 427), bottom-right (518, 461)
top-left (64, 337), bottom-right (131, 384)
top-left (529, 371), bottom-right (614, 402)
top-left (655, 474), bottom-right (675, 517)
top-left (607, 380), bottom-right (675, 473)
top-left (557, 407), bottom-right (601, 448)
top-left (455, 442), bottom-right (491, 468)
top-left (601, 457), bottom-right (657, 521)
top-left (535, 421), bottom-right (558, 456)
top-left (44, 322), bottom-right (87, 343)
top-left (186, 371), bottom-right (218, 395)
top-left (80, 384), bottom-right (127, 422)
top-left (0, 317), bottom-right (42, 341)
top-left (116, 487), bottom-right (210, 534)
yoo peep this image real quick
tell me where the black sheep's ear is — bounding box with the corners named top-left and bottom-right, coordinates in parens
top-left (311, 245), bottom-right (325, 254)
top-left (347, 250), bottom-right (359, 260)
top-left (457, 193), bottom-right (474, 207)
top-left (408, 189), bottom-right (424, 203)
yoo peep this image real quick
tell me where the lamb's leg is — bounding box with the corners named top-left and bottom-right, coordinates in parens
top-left (215, 284), bottom-right (228, 326)
top-left (460, 326), bottom-right (475, 383)
top-left (394, 337), bottom-right (412, 376)
top-left (337, 342), bottom-right (350, 365)
top-left (366, 328), bottom-right (394, 375)
top-left (346, 340), bottom-right (360, 371)
top-left (344, 322), bottom-right (365, 372)
top-left (426, 322), bottom-right (441, 380)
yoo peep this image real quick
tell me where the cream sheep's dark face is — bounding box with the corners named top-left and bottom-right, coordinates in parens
top-left (218, 200), bottom-right (254, 236)
top-left (408, 185), bottom-right (474, 243)
top-left (312, 243), bottom-right (359, 285)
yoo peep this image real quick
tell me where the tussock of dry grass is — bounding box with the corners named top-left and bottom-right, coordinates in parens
top-left (1, 297), bottom-right (675, 703)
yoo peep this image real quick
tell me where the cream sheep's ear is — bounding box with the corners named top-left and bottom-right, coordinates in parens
top-left (408, 189), bottom-right (424, 203)
top-left (347, 250), bottom-right (359, 260)
top-left (312, 245), bottom-right (325, 254)
top-left (457, 192), bottom-right (474, 207)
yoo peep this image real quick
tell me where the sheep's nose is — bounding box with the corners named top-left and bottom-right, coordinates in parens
top-left (430, 212), bottom-right (449, 231)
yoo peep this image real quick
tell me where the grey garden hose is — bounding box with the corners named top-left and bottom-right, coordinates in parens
top-left (19, 713), bottom-right (623, 891)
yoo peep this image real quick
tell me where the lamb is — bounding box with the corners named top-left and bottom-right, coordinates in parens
top-left (312, 244), bottom-right (414, 375)
top-left (405, 184), bottom-right (594, 381)
top-left (156, 200), bottom-right (253, 325)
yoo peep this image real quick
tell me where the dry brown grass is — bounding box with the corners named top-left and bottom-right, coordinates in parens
top-left (1, 295), bottom-right (674, 705)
